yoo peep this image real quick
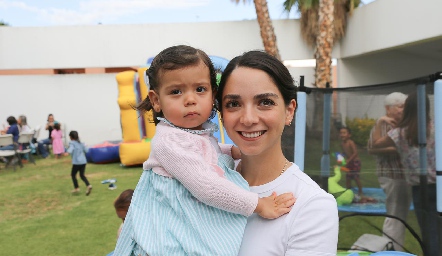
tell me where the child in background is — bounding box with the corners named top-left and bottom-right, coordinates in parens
top-left (63, 131), bottom-right (92, 195)
top-left (114, 189), bottom-right (134, 239)
top-left (339, 126), bottom-right (363, 196)
top-left (114, 45), bottom-right (295, 256)
top-left (51, 123), bottom-right (64, 158)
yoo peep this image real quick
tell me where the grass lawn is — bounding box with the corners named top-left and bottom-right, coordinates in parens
top-left (0, 157), bottom-right (141, 256)
top-left (0, 143), bottom-right (425, 255)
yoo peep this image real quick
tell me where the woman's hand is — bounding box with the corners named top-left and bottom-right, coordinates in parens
top-left (255, 192), bottom-right (296, 219)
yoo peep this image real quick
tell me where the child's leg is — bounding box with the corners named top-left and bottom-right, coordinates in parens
top-left (345, 173), bottom-right (352, 189)
top-left (71, 165), bottom-right (80, 189)
top-left (78, 164), bottom-right (90, 187)
top-left (355, 176), bottom-right (363, 195)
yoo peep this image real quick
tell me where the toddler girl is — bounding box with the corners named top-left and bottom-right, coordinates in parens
top-left (51, 123), bottom-right (64, 158)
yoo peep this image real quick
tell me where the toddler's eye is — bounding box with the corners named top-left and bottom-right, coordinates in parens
top-left (196, 87), bottom-right (207, 93)
top-left (170, 89), bottom-right (181, 95)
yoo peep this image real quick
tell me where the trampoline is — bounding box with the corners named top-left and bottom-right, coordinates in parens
top-left (337, 188), bottom-right (414, 214)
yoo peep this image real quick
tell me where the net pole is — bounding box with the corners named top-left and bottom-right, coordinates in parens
top-left (295, 76), bottom-right (306, 171)
top-left (321, 89), bottom-right (332, 191)
top-left (417, 84), bottom-right (430, 255)
top-left (434, 79), bottom-right (442, 255)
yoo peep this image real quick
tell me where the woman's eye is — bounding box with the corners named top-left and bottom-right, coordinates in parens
top-left (225, 100), bottom-right (240, 108)
top-left (260, 99), bottom-right (275, 106)
top-left (170, 89), bottom-right (181, 95)
top-left (196, 86), bottom-right (207, 93)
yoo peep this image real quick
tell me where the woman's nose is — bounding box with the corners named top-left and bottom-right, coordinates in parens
top-left (240, 107), bottom-right (258, 126)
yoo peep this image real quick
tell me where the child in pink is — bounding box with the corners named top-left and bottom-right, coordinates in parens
top-left (51, 123), bottom-right (64, 158)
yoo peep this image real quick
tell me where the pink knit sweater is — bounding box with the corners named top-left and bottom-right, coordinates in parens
top-left (143, 121), bottom-right (258, 216)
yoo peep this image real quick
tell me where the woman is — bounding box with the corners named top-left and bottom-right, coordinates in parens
top-left (17, 115), bottom-right (32, 133)
top-left (216, 50), bottom-right (339, 255)
top-left (372, 91), bottom-right (438, 255)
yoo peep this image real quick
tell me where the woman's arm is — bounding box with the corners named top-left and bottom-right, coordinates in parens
top-left (372, 135), bottom-right (396, 149)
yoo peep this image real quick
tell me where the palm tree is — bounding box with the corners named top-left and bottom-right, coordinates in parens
top-left (0, 20), bottom-right (9, 26)
top-left (283, 0), bottom-right (360, 87)
top-left (231, 0), bottom-right (281, 60)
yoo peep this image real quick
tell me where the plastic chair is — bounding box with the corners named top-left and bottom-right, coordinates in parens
top-left (0, 134), bottom-right (22, 170)
top-left (370, 252), bottom-right (416, 256)
top-left (17, 131), bottom-right (36, 165)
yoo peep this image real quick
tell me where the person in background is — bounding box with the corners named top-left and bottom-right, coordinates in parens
top-left (217, 50), bottom-right (339, 255)
top-left (37, 114), bottom-right (60, 158)
top-left (51, 123), bottom-right (64, 159)
top-left (0, 116), bottom-right (19, 150)
top-left (17, 115), bottom-right (33, 162)
top-left (17, 115), bottom-right (32, 133)
top-left (367, 92), bottom-right (411, 251)
top-left (372, 91), bottom-right (438, 255)
top-left (114, 189), bottom-right (134, 239)
top-left (63, 131), bottom-right (92, 196)
top-left (340, 126), bottom-right (363, 196)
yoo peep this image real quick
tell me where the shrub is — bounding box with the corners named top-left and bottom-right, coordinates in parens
top-left (345, 117), bottom-right (376, 147)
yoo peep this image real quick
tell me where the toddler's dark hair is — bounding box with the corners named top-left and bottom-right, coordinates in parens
top-left (114, 189), bottom-right (134, 211)
top-left (69, 130), bottom-right (80, 142)
top-left (340, 126), bottom-right (351, 134)
top-left (137, 45), bottom-right (217, 125)
top-left (54, 123), bottom-right (61, 130)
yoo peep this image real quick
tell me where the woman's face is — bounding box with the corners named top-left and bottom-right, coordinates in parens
top-left (221, 67), bottom-right (296, 157)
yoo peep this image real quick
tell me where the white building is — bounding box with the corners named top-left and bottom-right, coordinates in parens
top-left (0, 0), bottom-right (440, 145)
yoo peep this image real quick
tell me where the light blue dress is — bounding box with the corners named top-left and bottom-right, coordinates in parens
top-left (114, 122), bottom-right (249, 256)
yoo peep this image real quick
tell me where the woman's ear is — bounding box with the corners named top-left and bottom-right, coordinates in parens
top-left (148, 91), bottom-right (161, 112)
top-left (285, 99), bottom-right (297, 125)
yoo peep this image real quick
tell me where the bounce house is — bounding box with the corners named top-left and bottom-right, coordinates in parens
top-left (116, 56), bottom-right (233, 166)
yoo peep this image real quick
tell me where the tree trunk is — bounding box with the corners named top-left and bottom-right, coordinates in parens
top-left (312, 0), bottom-right (334, 134)
top-left (253, 0), bottom-right (281, 61)
top-left (315, 0), bottom-right (334, 88)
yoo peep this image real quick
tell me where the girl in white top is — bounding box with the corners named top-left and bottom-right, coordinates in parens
top-left (217, 50), bottom-right (339, 255)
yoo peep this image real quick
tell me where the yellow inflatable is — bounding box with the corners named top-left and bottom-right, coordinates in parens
top-left (116, 67), bottom-right (155, 166)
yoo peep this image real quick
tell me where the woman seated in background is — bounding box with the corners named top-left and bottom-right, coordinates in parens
top-left (0, 116), bottom-right (19, 151)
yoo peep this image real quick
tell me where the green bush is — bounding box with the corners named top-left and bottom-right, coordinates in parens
top-left (345, 117), bottom-right (376, 147)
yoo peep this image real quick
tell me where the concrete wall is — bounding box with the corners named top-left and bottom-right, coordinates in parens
top-left (0, 19), bottom-right (315, 70)
top-left (0, 74), bottom-right (121, 145)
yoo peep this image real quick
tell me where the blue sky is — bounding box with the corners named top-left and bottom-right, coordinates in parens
top-left (0, 0), bottom-right (301, 27)
top-left (0, 0), bottom-right (374, 27)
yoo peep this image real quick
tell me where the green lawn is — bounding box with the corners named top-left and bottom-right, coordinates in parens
top-left (0, 144), bottom-right (424, 255)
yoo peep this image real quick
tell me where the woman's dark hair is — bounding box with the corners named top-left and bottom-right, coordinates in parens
top-left (47, 114), bottom-right (53, 121)
top-left (6, 116), bottom-right (17, 125)
top-left (114, 189), bottom-right (134, 211)
top-left (397, 91), bottom-right (430, 146)
top-left (137, 45), bottom-right (217, 124)
top-left (69, 130), bottom-right (80, 142)
top-left (53, 123), bottom-right (61, 130)
top-left (216, 50), bottom-right (298, 113)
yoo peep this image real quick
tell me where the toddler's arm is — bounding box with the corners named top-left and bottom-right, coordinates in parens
top-left (152, 132), bottom-right (294, 218)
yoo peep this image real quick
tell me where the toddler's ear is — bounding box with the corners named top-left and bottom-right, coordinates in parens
top-left (148, 91), bottom-right (161, 112)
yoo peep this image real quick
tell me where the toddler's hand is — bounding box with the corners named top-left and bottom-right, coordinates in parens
top-left (255, 192), bottom-right (296, 219)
